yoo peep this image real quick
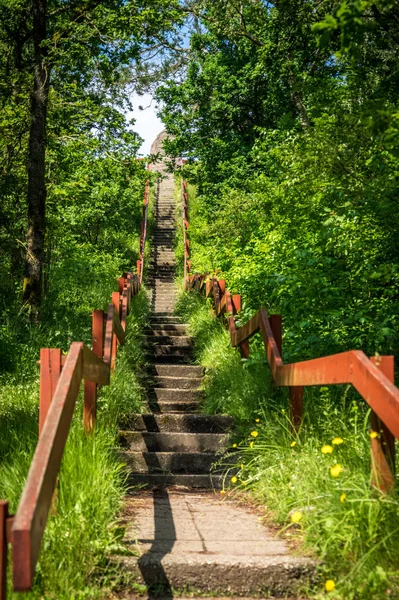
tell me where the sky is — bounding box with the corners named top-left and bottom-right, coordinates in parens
top-left (126, 92), bottom-right (165, 156)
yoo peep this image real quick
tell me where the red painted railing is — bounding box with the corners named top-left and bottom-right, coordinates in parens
top-left (0, 179), bottom-right (151, 598)
top-left (183, 179), bottom-right (398, 494)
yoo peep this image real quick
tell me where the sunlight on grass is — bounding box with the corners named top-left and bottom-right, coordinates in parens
top-left (176, 289), bottom-right (399, 600)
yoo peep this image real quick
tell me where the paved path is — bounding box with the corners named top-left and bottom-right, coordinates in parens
top-left (119, 490), bottom-right (314, 597)
top-left (117, 132), bottom-right (315, 598)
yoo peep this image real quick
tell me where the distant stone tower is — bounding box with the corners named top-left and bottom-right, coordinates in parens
top-left (149, 130), bottom-right (181, 170)
top-left (150, 130), bottom-right (168, 156)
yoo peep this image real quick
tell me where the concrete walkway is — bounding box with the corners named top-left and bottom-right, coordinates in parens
top-left (119, 489), bottom-right (315, 598)
top-left (116, 132), bottom-right (315, 598)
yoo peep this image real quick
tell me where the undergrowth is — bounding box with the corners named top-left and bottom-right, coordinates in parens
top-left (1, 288), bottom-right (149, 599)
top-left (176, 290), bottom-right (399, 600)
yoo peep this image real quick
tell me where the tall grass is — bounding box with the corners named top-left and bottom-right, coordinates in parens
top-left (0, 287), bottom-right (150, 599)
top-left (176, 290), bottom-right (399, 600)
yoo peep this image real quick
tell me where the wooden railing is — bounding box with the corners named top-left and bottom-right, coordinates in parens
top-left (183, 179), bottom-right (399, 494)
top-left (0, 180), bottom-right (151, 598)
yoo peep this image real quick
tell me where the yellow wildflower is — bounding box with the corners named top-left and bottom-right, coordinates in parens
top-left (332, 437), bottom-right (344, 445)
top-left (232, 443), bottom-right (237, 448)
top-left (321, 445), bottom-right (333, 454)
top-left (250, 431), bottom-right (259, 438)
top-left (325, 579), bottom-right (335, 592)
top-left (240, 463), bottom-right (245, 469)
top-left (255, 418), bottom-right (260, 423)
top-left (290, 441), bottom-right (297, 447)
top-left (370, 431), bottom-right (379, 439)
top-left (330, 464), bottom-right (342, 477)
top-left (231, 476), bottom-right (238, 484)
top-left (340, 493), bottom-right (346, 503)
top-left (249, 441), bottom-right (254, 448)
top-left (282, 409), bottom-right (285, 413)
top-left (220, 490), bottom-right (226, 495)
top-left (290, 510), bottom-right (302, 523)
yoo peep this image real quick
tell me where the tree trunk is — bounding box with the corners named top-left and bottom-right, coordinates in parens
top-left (23, 0), bottom-right (49, 317)
top-left (288, 73), bottom-right (310, 131)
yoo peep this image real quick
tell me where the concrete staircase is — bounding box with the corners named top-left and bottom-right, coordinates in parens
top-left (119, 171), bottom-right (233, 489)
top-left (117, 156), bottom-right (316, 598)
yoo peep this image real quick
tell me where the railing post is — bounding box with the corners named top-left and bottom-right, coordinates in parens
top-left (118, 277), bottom-right (125, 295)
top-left (0, 501), bottom-right (8, 600)
top-left (111, 292), bottom-right (120, 369)
top-left (289, 387), bottom-right (304, 431)
top-left (121, 286), bottom-right (128, 331)
top-left (83, 309), bottom-right (104, 432)
top-left (232, 294), bottom-right (249, 358)
top-left (39, 348), bottom-right (62, 435)
top-left (269, 314), bottom-right (303, 430)
top-left (370, 356), bottom-right (395, 492)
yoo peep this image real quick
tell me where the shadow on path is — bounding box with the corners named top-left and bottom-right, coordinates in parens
top-left (137, 489), bottom-right (176, 599)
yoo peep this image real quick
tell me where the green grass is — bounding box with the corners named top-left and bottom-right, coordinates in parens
top-left (1, 287), bottom-right (150, 599)
top-left (175, 290), bottom-right (399, 600)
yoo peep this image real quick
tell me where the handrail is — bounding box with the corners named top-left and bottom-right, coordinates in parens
top-left (0, 178), bottom-right (150, 599)
top-left (184, 194), bottom-right (399, 494)
top-left (12, 342), bottom-right (108, 590)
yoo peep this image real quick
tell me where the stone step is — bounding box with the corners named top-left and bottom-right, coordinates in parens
top-left (150, 316), bottom-right (182, 323)
top-left (120, 542), bottom-right (315, 596)
top-left (154, 364), bottom-right (202, 377)
top-left (154, 376), bottom-right (202, 389)
top-left (152, 302), bottom-right (177, 308)
top-left (150, 328), bottom-right (187, 337)
top-left (151, 293), bottom-right (177, 298)
top-left (118, 450), bottom-right (222, 473)
top-left (148, 336), bottom-right (192, 346)
top-left (127, 413), bottom-right (234, 433)
top-left (120, 432), bottom-right (229, 453)
top-left (126, 472), bottom-right (222, 488)
top-left (152, 388), bottom-right (203, 402)
top-left (147, 271), bottom-right (176, 277)
top-left (148, 400), bottom-right (201, 413)
top-left (152, 347), bottom-right (194, 361)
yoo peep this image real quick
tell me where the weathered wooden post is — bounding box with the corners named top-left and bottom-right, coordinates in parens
top-left (83, 309), bottom-right (104, 432)
top-left (370, 355), bottom-right (395, 492)
top-left (39, 348), bottom-right (62, 434)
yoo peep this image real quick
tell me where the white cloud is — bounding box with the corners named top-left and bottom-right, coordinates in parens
top-left (126, 93), bottom-right (164, 156)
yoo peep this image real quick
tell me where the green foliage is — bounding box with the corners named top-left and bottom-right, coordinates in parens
top-left (0, 289), bottom-right (150, 599)
top-left (161, 0), bottom-right (399, 361)
top-left (178, 289), bottom-right (399, 599)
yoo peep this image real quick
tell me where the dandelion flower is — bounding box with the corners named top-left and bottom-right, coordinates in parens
top-left (220, 490), bottom-right (226, 495)
top-left (290, 511), bottom-right (302, 523)
top-left (250, 431), bottom-right (259, 438)
top-left (255, 418), bottom-right (260, 423)
top-left (330, 464), bottom-right (342, 477)
top-left (290, 441), bottom-right (297, 447)
top-left (325, 579), bottom-right (335, 592)
top-left (370, 431), bottom-right (379, 439)
top-left (249, 441), bottom-right (254, 448)
top-left (321, 445), bottom-right (333, 454)
top-left (340, 493), bottom-right (346, 503)
top-left (231, 476), bottom-right (238, 484)
top-left (332, 437), bottom-right (344, 445)
top-left (232, 443), bottom-right (237, 448)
